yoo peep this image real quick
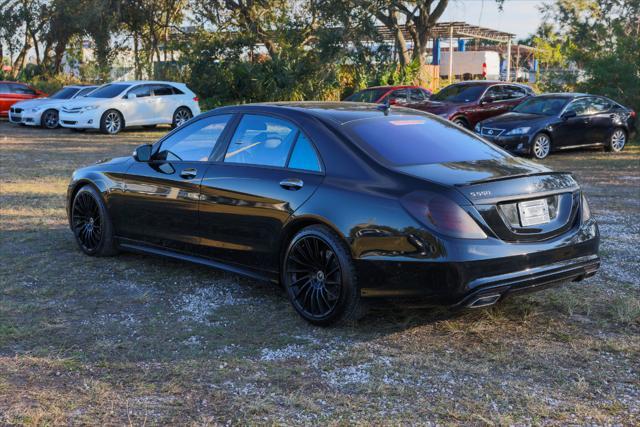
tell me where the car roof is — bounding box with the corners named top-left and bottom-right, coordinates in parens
top-left (109, 80), bottom-right (184, 85)
top-left (533, 92), bottom-right (590, 98)
top-left (213, 101), bottom-right (432, 126)
top-left (360, 85), bottom-right (424, 90)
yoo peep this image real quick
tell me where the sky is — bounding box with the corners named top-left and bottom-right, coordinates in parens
top-left (441, 0), bottom-right (551, 40)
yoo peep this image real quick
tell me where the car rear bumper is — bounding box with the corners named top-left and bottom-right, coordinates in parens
top-left (59, 111), bottom-right (101, 129)
top-left (356, 219), bottom-right (599, 304)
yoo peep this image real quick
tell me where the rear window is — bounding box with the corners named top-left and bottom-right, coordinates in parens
top-left (345, 88), bottom-right (388, 103)
top-left (344, 115), bottom-right (507, 166)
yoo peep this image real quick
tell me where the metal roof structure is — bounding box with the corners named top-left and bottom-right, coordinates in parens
top-left (376, 22), bottom-right (515, 43)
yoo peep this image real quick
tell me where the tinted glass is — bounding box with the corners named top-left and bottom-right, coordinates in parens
top-left (345, 115), bottom-right (506, 166)
top-left (129, 85), bottom-right (151, 98)
top-left (388, 89), bottom-right (407, 103)
top-left (0, 83), bottom-right (9, 93)
top-left (156, 115), bottom-right (231, 162)
top-left (225, 115), bottom-right (297, 167)
top-left (430, 84), bottom-right (486, 102)
top-left (50, 87), bottom-right (80, 99)
top-left (504, 85), bottom-right (528, 99)
top-left (74, 87), bottom-right (97, 97)
top-left (590, 97), bottom-right (612, 112)
top-left (513, 97), bottom-right (569, 116)
top-left (409, 89), bottom-right (427, 102)
top-left (153, 84), bottom-right (174, 96)
top-left (288, 133), bottom-right (321, 172)
top-left (345, 88), bottom-right (388, 103)
top-left (564, 98), bottom-right (591, 116)
top-left (86, 84), bottom-right (130, 98)
top-left (9, 83), bottom-right (36, 95)
top-left (173, 86), bottom-right (184, 95)
top-left (483, 85), bottom-right (506, 101)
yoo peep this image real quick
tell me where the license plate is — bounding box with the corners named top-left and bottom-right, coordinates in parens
top-left (518, 199), bottom-right (550, 226)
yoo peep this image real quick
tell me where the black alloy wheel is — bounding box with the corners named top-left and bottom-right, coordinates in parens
top-left (71, 186), bottom-right (117, 256)
top-left (283, 225), bottom-right (361, 326)
top-left (41, 109), bottom-right (59, 129)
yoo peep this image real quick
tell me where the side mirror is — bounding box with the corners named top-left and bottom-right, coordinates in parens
top-left (127, 92), bottom-right (137, 100)
top-left (388, 98), bottom-right (398, 105)
top-left (480, 97), bottom-right (493, 105)
top-left (561, 110), bottom-right (577, 120)
top-left (133, 144), bottom-right (152, 162)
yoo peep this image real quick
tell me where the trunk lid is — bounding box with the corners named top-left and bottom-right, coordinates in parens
top-left (397, 158), bottom-right (581, 242)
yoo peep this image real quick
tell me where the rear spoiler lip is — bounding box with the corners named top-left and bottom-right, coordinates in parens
top-left (454, 171), bottom-right (574, 187)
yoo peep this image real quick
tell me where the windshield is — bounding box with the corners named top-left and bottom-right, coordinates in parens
top-left (512, 97), bottom-right (569, 116)
top-left (86, 83), bottom-right (130, 98)
top-left (74, 86), bottom-right (97, 97)
top-left (345, 115), bottom-right (506, 166)
top-left (430, 84), bottom-right (486, 103)
top-left (345, 88), bottom-right (389, 103)
top-left (49, 87), bottom-right (80, 100)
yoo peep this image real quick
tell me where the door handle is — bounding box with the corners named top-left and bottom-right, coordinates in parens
top-left (180, 168), bottom-right (197, 179)
top-left (280, 178), bottom-right (304, 190)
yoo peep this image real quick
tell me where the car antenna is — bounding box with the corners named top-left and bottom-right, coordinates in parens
top-left (377, 97), bottom-right (391, 116)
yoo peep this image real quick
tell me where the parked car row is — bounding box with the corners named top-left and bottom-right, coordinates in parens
top-left (4, 80), bottom-right (201, 134)
top-left (346, 81), bottom-right (636, 159)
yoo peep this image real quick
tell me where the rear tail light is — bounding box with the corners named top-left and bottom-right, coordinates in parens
top-left (401, 191), bottom-right (487, 239)
top-left (581, 192), bottom-right (592, 222)
top-left (630, 110), bottom-right (636, 118)
top-left (193, 96), bottom-right (199, 102)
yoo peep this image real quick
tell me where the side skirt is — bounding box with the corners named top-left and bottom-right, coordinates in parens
top-left (116, 238), bottom-right (277, 284)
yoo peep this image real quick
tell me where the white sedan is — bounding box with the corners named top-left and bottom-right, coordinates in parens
top-left (59, 80), bottom-right (201, 134)
top-left (9, 85), bottom-right (97, 129)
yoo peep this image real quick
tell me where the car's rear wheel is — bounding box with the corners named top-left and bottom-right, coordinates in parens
top-left (41, 109), bottom-right (59, 129)
top-left (606, 128), bottom-right (626, 153)
top-left (283, 225), bottom-right (361, 326)
top-left (71, 185), bottom-right (118, 256)
top-left (100, 109), bottom-right (123, 135)
top-left (453, 117), bottom-right (469, 129)
top-left (172, 107), bottom-right (192, 128)
top-left (531, 133), bottom-right (551, 159)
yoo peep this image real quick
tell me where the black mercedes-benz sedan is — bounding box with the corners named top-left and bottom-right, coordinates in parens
top-left (67, 102), bottom-right (600, 325)
top-left (474, 93), bottom-right (637, 159)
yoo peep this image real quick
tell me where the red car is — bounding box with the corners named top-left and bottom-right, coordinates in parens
top-left (344, 85), bottom-right (432, 105)
top-left (407, 81), bottom-right (535, 129)
top-left (0, 81), bottom-right (47, 117)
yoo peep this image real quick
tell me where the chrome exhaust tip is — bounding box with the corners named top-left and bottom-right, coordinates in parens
top-left (467, 294), bottom-right (501, 308)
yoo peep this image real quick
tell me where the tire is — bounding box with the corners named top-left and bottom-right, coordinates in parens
top-left (453, 117), bottom-right (469, 129)
top-left (606, 128), bottom-right (626, 153)
top-left (70, 185), bottom-right (118, 257)
top-left (100, 109), bottom-right (124, 135)
top-left (282, 225), bottom-right (362, 326)
top-left (41, 109), bottom-right (59, 129)
top-left (530, 132), bottom-right (551, 159)
top-left (172, 107), bottom-right (192, 128)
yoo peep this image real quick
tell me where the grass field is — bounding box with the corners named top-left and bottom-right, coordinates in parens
top-left (1, 121), bottom-right (639, 425)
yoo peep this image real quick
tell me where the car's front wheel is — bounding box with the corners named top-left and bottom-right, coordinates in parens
top-left (41, 109), bottom-right (59, 129)
top-left (71, 185), bottom-right (118, 256)
top-left (606, 128), bottom-right (626, 153)
top-left (453, 117), bottom-right (469, 129)
top-left (531, 133), bottom-right (551, 159)
top-left (283, 225), bottom-right (361, 326)
top-left (100, 109), bottom-right (124, 135)
top-left (172, 107), bottom-right (192, 128)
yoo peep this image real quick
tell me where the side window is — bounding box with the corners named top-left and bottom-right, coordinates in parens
top-left (565, 99), bottom-right (590, 116)
top-left (0, 83), bottom-right (9, 93)
top-left (9, 83), bottom-right (36, 95)
top-left (505, 85), bottom-right (527, 99)
top-left (128, 85), bottom-right (151, 98)
top-left (590, 97), bottom-right (612, 113)
top-left (389, 89), bottom-right (408, 104)
top-left (287, 133), bottom-right (321, 172)
top-left (484, 85), bottom-right (505, 101)
top-left (152, 84), bottom-right (174, 96)
top-left (172, 86), bottom-right (184, 95)
top-left (156, 114), bottom-right (231, 162)
top-left (409, 89), bottom-right (426, 102)
top-left (224, 115), bottom-right (298, 167)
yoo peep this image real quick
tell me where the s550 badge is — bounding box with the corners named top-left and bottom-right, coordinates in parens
top-left (470, 190), bottom-right (492, 198)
